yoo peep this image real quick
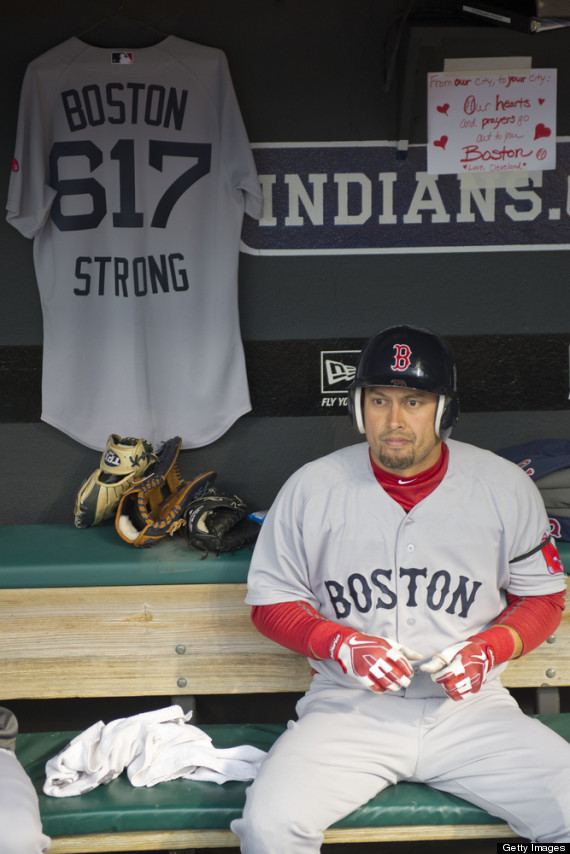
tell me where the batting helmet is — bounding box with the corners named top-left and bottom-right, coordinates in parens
top-left (347, 325), bottom-right (459, 439)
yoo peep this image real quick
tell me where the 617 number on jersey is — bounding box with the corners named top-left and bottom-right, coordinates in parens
top-left (49, 139), bottom-right (212, 231)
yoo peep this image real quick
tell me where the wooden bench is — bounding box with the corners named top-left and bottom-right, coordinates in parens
top-left (0, 523), bottom-right (569, 853)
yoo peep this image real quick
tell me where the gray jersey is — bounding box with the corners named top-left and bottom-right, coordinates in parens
top-left (7, 36), bottom-right (262, 450)
top-left (246, 439), bottom-right (566, 698)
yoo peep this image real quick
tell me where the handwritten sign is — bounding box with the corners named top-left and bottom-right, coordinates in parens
top-left (427, 69), bottom-right (557, 174)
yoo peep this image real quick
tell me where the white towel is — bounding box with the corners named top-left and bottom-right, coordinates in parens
top-left (44, 705), bottom-right (266, 797)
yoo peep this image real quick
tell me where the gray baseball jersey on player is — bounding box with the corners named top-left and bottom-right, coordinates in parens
top-left (246, 438), bottom-right (566, 699)
top-left (7, 36), bottom-right (262, 451)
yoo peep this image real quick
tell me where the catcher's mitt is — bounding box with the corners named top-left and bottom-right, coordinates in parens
top-left (115, 436), bottom-right (215, 548)
top-left (74, 434), bottom-right (156, 528)
top-left (183, 487), bottom-right (261, 557)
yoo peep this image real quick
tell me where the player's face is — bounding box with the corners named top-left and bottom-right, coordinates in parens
top-left (363, 386), bottom-right (442, 477)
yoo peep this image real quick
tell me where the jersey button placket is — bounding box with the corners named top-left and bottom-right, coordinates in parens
top-left (395, 516), bottom-right (416, 643)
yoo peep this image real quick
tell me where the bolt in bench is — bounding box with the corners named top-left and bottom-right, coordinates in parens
top-left (0, 523), bottom-right (568, 852)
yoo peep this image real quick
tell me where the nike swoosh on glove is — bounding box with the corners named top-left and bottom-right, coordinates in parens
top-left (331, 631), bottom-right (423, 693)
top-left (420, 635), bottom-right (501, 701)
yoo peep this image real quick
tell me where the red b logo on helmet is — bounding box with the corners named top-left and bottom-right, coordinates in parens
top-left (392, 344), bottom-right (411, 371)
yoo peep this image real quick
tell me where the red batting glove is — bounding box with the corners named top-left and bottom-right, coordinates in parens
top-left (331, 631), bottom-right (423, 693)
top-left (420, 628), bottom-right (516, 701)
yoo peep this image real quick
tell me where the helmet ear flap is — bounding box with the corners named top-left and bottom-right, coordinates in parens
top-left (350, 387), bottom-right (366, 435)
top-left (435, 396), bottom-right (446, 440)
top-left (436, 395), bottom-right (459, 440)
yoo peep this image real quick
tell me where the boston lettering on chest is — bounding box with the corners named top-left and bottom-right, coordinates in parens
top-left (324, 567), bottom-right (482, 620)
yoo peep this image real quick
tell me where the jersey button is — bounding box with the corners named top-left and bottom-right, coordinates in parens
top-left (407, 544), bottom-right (415, 552)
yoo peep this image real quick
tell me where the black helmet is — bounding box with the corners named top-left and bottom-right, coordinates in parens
top-left (348, 325), bottom-right (459, 439)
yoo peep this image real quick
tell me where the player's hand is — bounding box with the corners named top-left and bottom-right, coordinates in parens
top-left (332, 631), bottom-right (423, 693)
top-left (420, 637), bottom-right (495, 701)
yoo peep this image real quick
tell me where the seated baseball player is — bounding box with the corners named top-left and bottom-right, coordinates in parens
top-left (0, 707), bottom-right (50, 853)
top-left (231, 324), bottom-right (570, 852)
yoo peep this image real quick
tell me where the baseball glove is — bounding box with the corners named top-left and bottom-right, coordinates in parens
top-left (74, 434), bottom-right (156, 528)
top-left (115, 436), bottom-right (215, 547)
top-left (183, 487), bottom-right (261, 557)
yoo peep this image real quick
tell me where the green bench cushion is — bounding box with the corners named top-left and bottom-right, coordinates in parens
top-left (17, 715), bottom-right (570, 837)
top-left (1, 524), bottom-right (569, 589)
top-left (0, 524), bottom-right (252, 587)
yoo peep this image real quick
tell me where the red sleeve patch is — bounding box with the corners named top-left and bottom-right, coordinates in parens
top-left (542, 539), bottom-right (565, 575)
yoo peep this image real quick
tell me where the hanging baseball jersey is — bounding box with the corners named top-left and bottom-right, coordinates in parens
top-left (7, 36), bottom-right (263, 450)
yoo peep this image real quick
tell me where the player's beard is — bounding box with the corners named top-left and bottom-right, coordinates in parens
top-left (375, 446), bottom-right (417, 471)
top-left (371, 429), bottom-right (441, 475)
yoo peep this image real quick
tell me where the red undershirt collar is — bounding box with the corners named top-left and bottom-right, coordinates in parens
top-left (369, 443), bottom-right (450, 512)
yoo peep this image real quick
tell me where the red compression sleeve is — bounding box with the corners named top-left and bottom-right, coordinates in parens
top-left (252, 591), bottom-right (566, 662)
top-left (251, 601), bottom-right (353, 659)
top-left (490, 590), bottom-right (565, 656)
top-left (468, 625), bottom-right (516, 665)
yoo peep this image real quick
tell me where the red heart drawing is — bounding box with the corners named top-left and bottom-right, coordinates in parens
top-left (437, 103), bottom-right (450, 115)
top-left (434, 135), bottom-right (448, 149)
top-left (534, 123), bottom-right (551, 141)
top-left (538, 98), bottom-right (545, 105)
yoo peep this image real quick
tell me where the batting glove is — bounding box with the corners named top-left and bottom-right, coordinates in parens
top-left (331, 631), bottom-right (423, 693)
top-left (420, 628), bottom-right (515, 701)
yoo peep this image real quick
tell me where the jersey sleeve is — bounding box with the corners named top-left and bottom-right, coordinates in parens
top-left (216, 53), bottom-right (262, 220)
top-left (245, 468), bottom-right (321, 609)
top-left (6, 63), bottom-right (57, 238)
top-left (505, 464), bottom-right (567, 597)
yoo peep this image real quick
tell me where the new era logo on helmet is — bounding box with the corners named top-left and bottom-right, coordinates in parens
top-left (392, 343), bottom-right (412, 371)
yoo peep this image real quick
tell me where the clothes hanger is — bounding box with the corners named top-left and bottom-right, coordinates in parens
top-left (77, 0), bottom-right (168, 43)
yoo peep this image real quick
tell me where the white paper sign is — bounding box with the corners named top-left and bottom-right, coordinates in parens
top-left (427, 68), bottom-right (557, 174)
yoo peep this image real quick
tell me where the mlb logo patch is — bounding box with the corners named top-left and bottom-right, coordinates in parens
top-left (112, 51), bottom-right (133, 64)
